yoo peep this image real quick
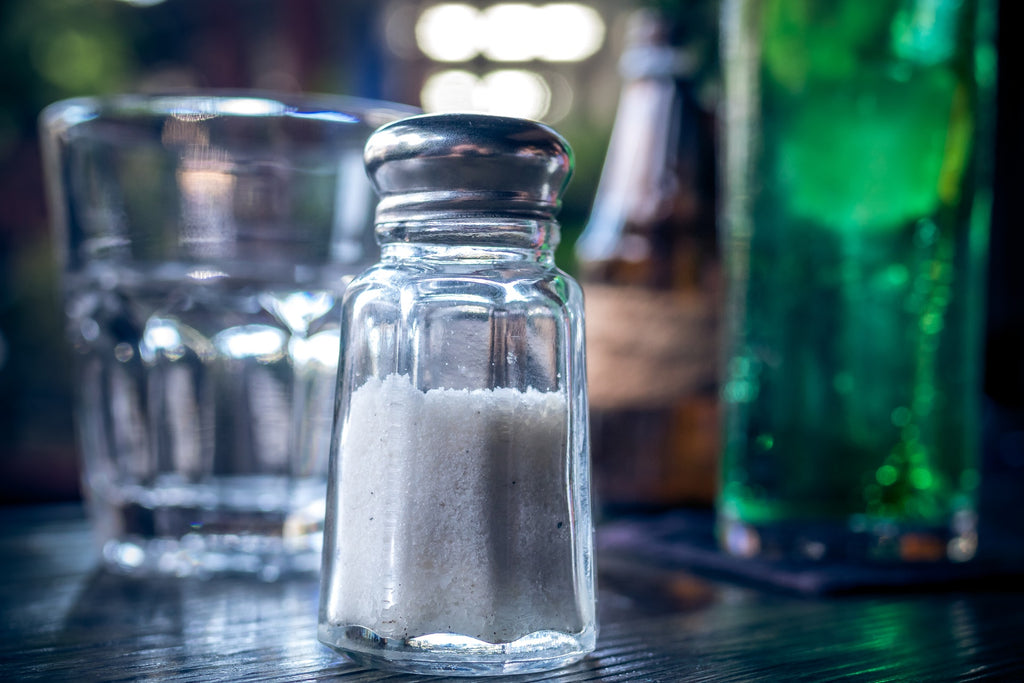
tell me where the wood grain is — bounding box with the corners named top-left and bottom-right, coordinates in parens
top-left (2, 505), bottom-right (1022, 681)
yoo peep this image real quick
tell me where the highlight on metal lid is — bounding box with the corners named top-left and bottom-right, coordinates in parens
top-left (363, 112), bottom-right (574, 223)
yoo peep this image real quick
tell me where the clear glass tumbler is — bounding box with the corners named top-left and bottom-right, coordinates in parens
top-left (40, 92), bottom-right (416, 578)
top-left (318, 113), bottom-right (597, 675)
top-left (718, 0), bottom-right (995, 563)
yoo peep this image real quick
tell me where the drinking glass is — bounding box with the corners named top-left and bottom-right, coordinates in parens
top-left (718, 0), bottom-right (995, 562)
top-left (40, 92), bottom-right (416, 578)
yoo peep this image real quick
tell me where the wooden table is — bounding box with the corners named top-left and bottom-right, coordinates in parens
top-left (3, 504), bottom-right (1023, 681)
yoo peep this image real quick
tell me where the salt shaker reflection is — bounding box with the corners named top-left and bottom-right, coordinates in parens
top-left (318, 113), bottom-right (596, 676)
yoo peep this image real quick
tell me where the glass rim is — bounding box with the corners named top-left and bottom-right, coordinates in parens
top-left (39, 89), bottom-right (420, 137)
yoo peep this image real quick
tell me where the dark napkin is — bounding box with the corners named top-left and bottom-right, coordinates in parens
top-left (597, 507), bottom-right (1024, 595)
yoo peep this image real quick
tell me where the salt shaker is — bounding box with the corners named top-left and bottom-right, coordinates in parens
top-left (317, 113), bottom-right (596, 676)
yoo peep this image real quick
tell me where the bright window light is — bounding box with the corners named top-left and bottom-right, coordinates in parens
top-left (420, 70), bottom-right (481, 112)
top-left (478, 70), bottom-right (551, 119)
top-left (415, 3), bottom-right (481, 62)
top-left (537, 3), bottom-right (605, 62)
top-left (480, 4), bottom-right (539, 62)
top-left (420, 69), bottom-right (551, 121)
top-left (415, 2), bottom-right (606, 63)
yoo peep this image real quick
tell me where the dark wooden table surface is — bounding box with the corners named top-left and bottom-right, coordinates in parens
top-left (3, 504), bottom-right (1023, 682)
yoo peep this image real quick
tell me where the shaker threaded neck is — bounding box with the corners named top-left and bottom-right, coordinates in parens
top-left (377, 217), bottom-right (560, 264)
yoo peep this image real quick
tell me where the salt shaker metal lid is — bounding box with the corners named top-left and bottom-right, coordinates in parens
top-left (318, 113), bottom-right (596, 676)
top-left (363, 113), bottom-right (574, 224)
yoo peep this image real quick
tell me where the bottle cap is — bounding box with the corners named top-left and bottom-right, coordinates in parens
top-left (364, 113), bottom-right (573, 224)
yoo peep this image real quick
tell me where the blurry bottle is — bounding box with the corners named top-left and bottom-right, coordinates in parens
top-left (716, 0), bottom-right (993, 562)
top-left (576, 8), bottom-right (721, 513)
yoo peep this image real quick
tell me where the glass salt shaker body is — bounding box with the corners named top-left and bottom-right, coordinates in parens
top-left (318, 113), bottom-right (596, 676)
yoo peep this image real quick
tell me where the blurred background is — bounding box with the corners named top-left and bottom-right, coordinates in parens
top-left (0, 0), bottom-right (1020, 506)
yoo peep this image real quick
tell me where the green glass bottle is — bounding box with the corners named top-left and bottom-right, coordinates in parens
top-left (718, 0), bottom-right (995, 562)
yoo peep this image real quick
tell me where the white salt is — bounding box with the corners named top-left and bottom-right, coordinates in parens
top-left (324, 373), bottom-right (584, 643)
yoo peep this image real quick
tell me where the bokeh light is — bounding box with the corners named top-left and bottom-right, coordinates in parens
top-left (415, 3), bottom-right (480, 62)
top-left (415, 2), bottom-right (605, 64)
top-left (420, 68), bottom-right (552, 120)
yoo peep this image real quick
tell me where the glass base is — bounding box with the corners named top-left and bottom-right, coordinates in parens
top-left (88, 490), bottom-right (324, 580)
top-left (318, 624), bottom-right (596, 677)
top-left (98, 532), bottom-right (322, 581)
top-left (717, 512), bottom-right (977, 563)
